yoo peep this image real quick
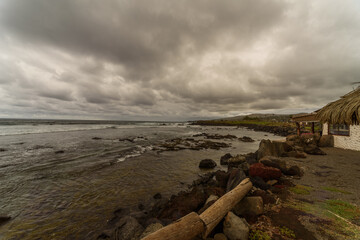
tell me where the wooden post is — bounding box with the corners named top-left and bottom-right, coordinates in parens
top-left (141, 178), bottom-right (253, 240)
top-left (296, 122), bottom-right (301, 136)
top-left (200, 178), bottom-right (252, 238)
top-left (311, 122), bottom-right (315, 134)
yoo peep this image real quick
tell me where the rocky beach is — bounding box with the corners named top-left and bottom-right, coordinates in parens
top-left (95, 125), bottom-right (360, 240)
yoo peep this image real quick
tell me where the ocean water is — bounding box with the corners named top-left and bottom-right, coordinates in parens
top-left (0, 119), bottom-right (282, 239)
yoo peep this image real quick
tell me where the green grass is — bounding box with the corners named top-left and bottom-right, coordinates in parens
top-left (279, 226), bottom-right (296, 239)
top-left (289, 185), bottom-right (313, 195)
top-left (249, 230), bottom-right (271, 240)
top-left (322, 186), bottom-right (352, 194)
top-left (194, 119), bottom-right (295, 127)
top-left (322, 199), bottom-right (360, 225)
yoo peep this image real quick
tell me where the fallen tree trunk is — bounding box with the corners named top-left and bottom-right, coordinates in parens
top-left (141, 178), bottom-right (252, 240)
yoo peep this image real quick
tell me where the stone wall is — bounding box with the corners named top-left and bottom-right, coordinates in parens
top-left (322, 123), bottom-right (360, 151)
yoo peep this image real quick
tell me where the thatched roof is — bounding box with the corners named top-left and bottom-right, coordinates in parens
top-left (316, 87), bottom-right (360, 125)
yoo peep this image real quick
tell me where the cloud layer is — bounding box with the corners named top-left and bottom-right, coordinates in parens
top-left (1, 0), bottom-right (360, 120)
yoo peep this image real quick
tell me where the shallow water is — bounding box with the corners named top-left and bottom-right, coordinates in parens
top-left (0, 122), bottom-right (282, 239)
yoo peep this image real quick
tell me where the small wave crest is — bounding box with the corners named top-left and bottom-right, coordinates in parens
top-left (117, 145), bottom-right (153, 162)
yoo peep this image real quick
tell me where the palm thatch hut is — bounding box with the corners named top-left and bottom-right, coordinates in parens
top-left (316, 87), bottom-right (360, 151)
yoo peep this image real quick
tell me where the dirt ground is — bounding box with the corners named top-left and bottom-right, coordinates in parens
top-left (277, 147), bottom-right (360, 240)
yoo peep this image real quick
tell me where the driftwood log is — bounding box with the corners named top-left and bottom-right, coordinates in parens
top-left (141, 178), bottom-right (253, 240)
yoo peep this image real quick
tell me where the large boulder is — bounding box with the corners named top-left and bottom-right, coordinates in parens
top-left (318, 135), bottom-right (334, 147)
top-left (223, 212), bottom-right (249, 240)
top-left (226, 168), bottom-right (247, 192)
top-left (220, 153), bottom-right (233, 165)
top-left (233, 196), bottom-right (264, 216)
top-left (249, 163), bottom-right (282, 181)
top-left (199, 159), bottom-right (217, 169)
top-left (257, 140), bottom-right (293, 160)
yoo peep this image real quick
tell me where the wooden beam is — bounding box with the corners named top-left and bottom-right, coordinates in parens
top-left (296, 122), bottom-right (301, 136)
top-left (311, 122), bottom-right (315, 134)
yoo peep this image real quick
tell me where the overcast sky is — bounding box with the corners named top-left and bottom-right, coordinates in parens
top-left (1, 0), bottom-right (360, 120)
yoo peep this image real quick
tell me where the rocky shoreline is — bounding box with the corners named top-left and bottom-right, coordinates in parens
top-left (97, 133), bottom-right (333, 240)
top-left (192, 121), bottom-right (297, 137)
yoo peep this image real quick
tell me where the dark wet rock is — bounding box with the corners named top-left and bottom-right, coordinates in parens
top-left (226, 168), bottom-right (246, 192)
top-left (233, 196), bottom-right (264, 217)
top-left (0, 216), bottom-right (11, 226)
top-left (251, 189), bottom-right (276, 204)
top-left (153, 193), bottom-right (162, 199)
top-left (198, 195), bottom-right (219, 214)
top-left (285, 165), bottom-right (304, 177)
top-left (259, 156), bottom-right (287, 173)
top-left (249, 163), bottom-right (282, 181)
top-left (257, 140), bottom-right (293, 160)
top-left (138, 204), bottom-right (145, 211)
top-left (220, 153), bottom-right (233, 165)
top-left (215, 170), bottom-right (229, 189)
top-left (250, 176), bottom-right (270, 190)
top-left (92, 137), bottom-right (102, 140)
top-left (318, 135), bottom-right (334, 147)
top-left (199, 159), bottom-right (217, 169)
top-left (244, 152), bottom-right (257, 165)
top-left (191, 172), bottom-right (216, 187)
top-left (223, 212), bottom-right (249, 240)
top-left (111, 216), bottom-right (144, 240)
top-left (157, 186), bottom-right (206, 221)
top-left (228, 155), bottom-right (246, 168)
top-left (206, 186), bottom-right (225, 198)
top-left (54, 150), bottom-right (65, 154)
top-left (214, 233), bottom-right (228, 240)
top-left (98, 215), bottom-right (144, 240)
top-left (238, 136), bottom-right (255, 142)
top-left (119, 138), bottom-right (135, 143)
top-left (193, 133), bottom-right (237, 140)
top-left (304, 144), bottom-right (326, 155)
top-left (0, 148), bottom-right (6, 152)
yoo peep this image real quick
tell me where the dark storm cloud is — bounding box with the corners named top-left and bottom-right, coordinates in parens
top-left (0, 0), bottom-right (360, 120)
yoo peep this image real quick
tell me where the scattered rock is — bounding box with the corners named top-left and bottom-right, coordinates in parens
top-left (215, 170), bottom-right (229, 188)
top-left (304, 145), bottom-right (326, 155)
top-left (109, 216), bottom-right (144, 240)
top-left (54, 150), bottom-right (65, 154)
top-left (252, 189), bottom-right (276, 204)
top-left (140, 223), bottom-right (163, 238)
top-left (220, 153), bottom-right (233, 165)
top-left (228, 155), bottom-right (246, 168)
top-left (285, 165), bottom-right (303, 177)
top-left (266, 180), bottom-right (278, 186)
top-left (214, 233), bottom-right (228, 240)
top-left (199, 159), bottom-right (217, 169)
top-left (0, 216), bottom-right (11, 226)
top-left (153, 193), bottom-right (162, 199)
top-left (318, 135), bottom-right (334, 147)
top-left (0, 148), bottom-right (6, 152)
top-left (249, 163), bottom-right (282, 181)
top-left (226, 168), bottom-right (247, 192)
top-left (238, 136), bottom-right (255, 142)
top-left (233, 196), bottom-right (264, 216)
top-left (283, 151), bottom-right (307, 158)
top-left (223, 212), bottom-right (249, 240)
top-left (250, 176), bottom-right (270, 190)
top-left (92, 137), bottom-right (102, 140)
